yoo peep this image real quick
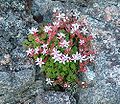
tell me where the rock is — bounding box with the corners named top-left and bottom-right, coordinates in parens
top-left (15, 80), bottom-right (44, 104)
top-left (36, 91), bottom-right (76, 104)
top-left (0, 68), bottom-right (36, 103)
top-left (31, 0), bottom-right (82, 22)
top-left (0, 0), bottom-right (38, 103)
top-left (0, 0), bottom-right (38, 52)
top-left (0, 72), bottom-right (11, 93)
top-left (77, 0), bottom-right (120, 103)
top-left (0, 72), bottom-right (11, 104)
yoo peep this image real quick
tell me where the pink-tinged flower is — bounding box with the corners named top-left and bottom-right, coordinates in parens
top-left (59, 54), bottom-right (67, 64)
top-left (71, 23), bottom-right (80, 33)
top-left (51, 48), bottom-right (60, 55)
top-left (72, 52), bottom-right (86, 63)
top-left (56, 13), bottom-right (65, 21)
top-left (51, 48), bottom-right (61, 62)
top-left (46, 78), bottom-right (54, 85)
top-left (41, 48), bottom-right (47, 55)
top-left (64, 54), bottom-right (70, 62)
top-left (35, 58), bottom-right (45, 67)
top-left (29, 27), bottom-right (38, 34)
top-left (52, 54), bottom-right (62, 63)
top-left (64, 83), bottom-right (70, 88)
top-left (62, 54), bottom-right (70, 63)
top-left (60, 40), bottom-right (69, 48)
top-left (51, 48), bottom-right (66, 63)
top-left (80, 27), bottom-right (89, 35)
top-left (26, 48), bottom-right (34, 56)
top-left (34, 47), bottom-right (39, 54)
top-left (79, 39), bottom-right (85, 45)
top-left (44, 26), bottom-right (52, 33)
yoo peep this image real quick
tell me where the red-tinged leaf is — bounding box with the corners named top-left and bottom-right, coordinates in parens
top-left (33, 33), bottom-right (38, 37)
top-left (77, 34), bottom-right (83, 39)
top-left (52, 26), bottom-right (58, 31)
top-left (35, 37), bottom-right (40, 43)
top-left (35, 37), bottom-right (44, 44)
top-left (79, 67), bottom-right (87, 72)
top-left (57, 76), bottom-right (63, 81)
top-left (83, 37), bottom-right (87, 42)
top-left (64, 48), bottom-right (71, 54)
top-left (43, 56), bottom-right (49, 63)
top-left (83, 60), bottom-right (90, 65)
top-left (65, 25), bottom-right (71, 33)
top-left (70, 34), bottom-right (75, 39)
top-left (87, 35), bottom-right (93, 40)
top-left (79, 63), bottom-right (84, 67)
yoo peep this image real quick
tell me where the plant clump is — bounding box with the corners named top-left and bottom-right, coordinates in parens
top-left (23, 8), bottom-right (95, 89)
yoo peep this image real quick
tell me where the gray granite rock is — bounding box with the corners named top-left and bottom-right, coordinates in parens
top-left (36, 91), bottom-right (76, 104)
top-left (0, 69), bottom-right (36, 104)
top-left (0, 0), bottom-right (38, 103)
top-left (77, 0), bottom-right (120, 103)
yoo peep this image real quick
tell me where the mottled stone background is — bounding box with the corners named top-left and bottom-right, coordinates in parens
top-left (0, 0), bottom-right (120, 104)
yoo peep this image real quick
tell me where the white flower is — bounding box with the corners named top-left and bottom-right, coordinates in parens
top-left (53, 7), bottom-right (60, 13)
top-left (29, 27), bottom-right (38, 34)
top-left (71, 23), bottom-right (80, 33)
top-left (56, 13), bottom-right (65, 21)
top-left (51, 48), bottom-right (61, 62)
top-left (53, 21), bottom-right (60, 26)
top-left (34, 47), bottom-right (39, 54)
top-left (46, 78), bottom-right (54, 85)
top-left (73, 9), bottom-right (80, 19)
top-left (60, 40), bottom-right (69, 48)
top-left (89, 54), bottom-right (95, 61)
top-left (78, 54), bottom-right (86, 63)
top-left (57, 32), bottom-right (65, 38)
top-left (72, 52), bottom-right (86, 63)
top-left (59, 54), bottom-right (66, 64)
top-left (44, 26), bottom-right (52, 33)
top-left (51, 48), bottom-right (60, 56)
top-left (60, 54), bottom-right (70, 64)
top-left (53, 54), bottom-right (62, 63)
top-left (26, 48), bottom-right (34, 56)
top-left (72, 52), bottom-right (79, 62)
top-left (41, 49), bottom-right (47, 55)
top-left (63, 54), bottom-right (70, 62)
top-left (35, 58), bottom-right (45, 67)
top-left (80, 27), bottom-right (89, 35)
top-left (41, 44), bottom-right (48, 49)
top-left (79, 39), bottom-right (85, 45)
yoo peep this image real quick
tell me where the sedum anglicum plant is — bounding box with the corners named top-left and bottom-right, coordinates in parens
top-left (23, 8), bottom-right (95, 89)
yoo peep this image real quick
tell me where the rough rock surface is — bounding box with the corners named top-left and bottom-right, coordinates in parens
top-left (0, 0), bottom-right (120, 104)
top-left (36, 91), bottom-right (76, 104)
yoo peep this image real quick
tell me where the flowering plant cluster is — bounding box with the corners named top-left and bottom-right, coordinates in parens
top-left (23, 8), bottom-right (95, 89)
